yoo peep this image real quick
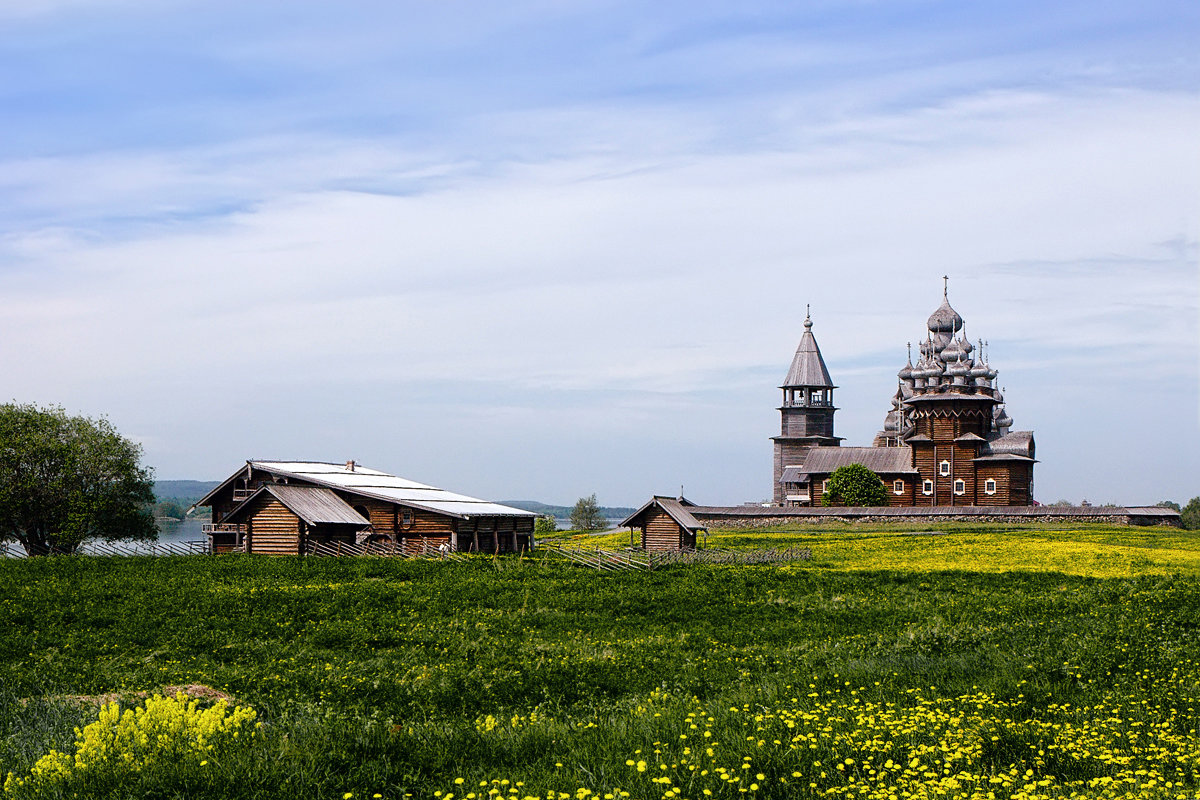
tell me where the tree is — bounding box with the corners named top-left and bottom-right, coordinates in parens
top-left (0, 403), bottom-right (156, 555)
top-left (821, 464), bottom-right (889, 507)
top-left (1157, 500), bottom-right (1182, 512)
top-left (534, 515), bottom-right (557, 535)
top-left (1182, 497), bottom-right (1200, 531)
top-left (569, 493), bottom-right (606, 531)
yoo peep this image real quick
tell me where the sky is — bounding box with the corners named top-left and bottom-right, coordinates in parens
top-left (1, 0), bottom-right (1197, 507)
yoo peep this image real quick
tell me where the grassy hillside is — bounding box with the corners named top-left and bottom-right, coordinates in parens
top-left (2, 525), bottom-right (1198, 799)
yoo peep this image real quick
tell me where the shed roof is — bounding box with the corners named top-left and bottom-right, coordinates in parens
top-left (780, 466), bottom-right (808, 483)
top-left (619, 496), bottom-right (707, 532)
top-left (799, 446), bottom-right (918, 475)
top-left (226, 485), bottom-right (370, 527)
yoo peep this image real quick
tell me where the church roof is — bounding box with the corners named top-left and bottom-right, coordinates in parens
top-left (782, 312), bottom-right (835, 389)
top-left (798, 446), bottom-right (918, 476)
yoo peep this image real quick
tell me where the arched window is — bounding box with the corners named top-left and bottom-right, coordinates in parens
top-left (922, 480), bottom-right (934, 496)
top-left (953, 479), bottom-right (966, 495)
top-left (939, 460), bottom-right (951, 476)
top-left (984, 479), bottom-right (997, 495)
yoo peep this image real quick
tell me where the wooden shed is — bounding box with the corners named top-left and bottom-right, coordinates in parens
top-left (620, 496), bottom-right (707, 551)
top-left (195, 460), bottom-right (536, 555)
top-left (221, 484), bottom-right (370, 556)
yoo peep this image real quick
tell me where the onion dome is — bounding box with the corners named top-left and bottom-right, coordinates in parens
top-left (947, 357), bottom-right (971, 378)
top-left (927, 299), bottom-right (963, 334)
top-left (940, 337), bottom-right (964, 362)
top-left (897, 343), bottom-right (914, 381)
top-left (927, 278), bottom-right (964, 334)
top-left (994, 407), bottom-right (1013, 431)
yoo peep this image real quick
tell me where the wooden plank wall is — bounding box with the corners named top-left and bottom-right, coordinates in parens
top-left (245, 497), bottom-right (300, 555)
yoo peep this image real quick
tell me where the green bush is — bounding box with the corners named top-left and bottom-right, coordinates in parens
top-left (821, 463), bottom-right (889, 507)
top-left (1182, 497), bottom-right (1200, 530)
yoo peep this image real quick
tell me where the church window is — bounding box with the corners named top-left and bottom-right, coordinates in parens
top-left (893, 480), bottom-right (904, 495)
top-left (939, 460), bottom-right (951, 476)
top-left (922, 480), bottom-right (933, 495)
top-left (953, 479), bottom-right (965, 495)
top-left (984, 479), bottom-right (997, 495)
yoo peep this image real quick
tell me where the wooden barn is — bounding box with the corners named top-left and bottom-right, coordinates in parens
top-left (195, 460), bottom-right (536, 555)
top-left (620, 496), bottom-right (707, 551)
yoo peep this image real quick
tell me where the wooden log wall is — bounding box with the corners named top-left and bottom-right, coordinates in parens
top-left (245, 497), bottom-right (300, 555)
top-left (642, 509), bottom-right (688, 551)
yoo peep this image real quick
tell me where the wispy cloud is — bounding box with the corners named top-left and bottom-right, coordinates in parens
top-left (0, 2), bottom-right (1196, 504)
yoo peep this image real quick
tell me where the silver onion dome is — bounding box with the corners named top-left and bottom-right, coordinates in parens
top-left (927, 298), bottom-right (963, 334)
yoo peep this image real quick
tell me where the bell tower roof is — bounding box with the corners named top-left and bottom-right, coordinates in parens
top-left (782, 306), bottom-right (836, 389)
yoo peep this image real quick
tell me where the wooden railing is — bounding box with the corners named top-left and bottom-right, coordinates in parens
top-left (203, 523), bottom-right (247, 534)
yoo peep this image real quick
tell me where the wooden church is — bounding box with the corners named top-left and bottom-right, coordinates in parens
top-left (773, 283), bottom-right (1036, 507)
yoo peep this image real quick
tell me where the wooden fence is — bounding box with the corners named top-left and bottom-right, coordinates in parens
top-left (1, 540), bottom-right (210, 558)
top-left (538, 544), bottom-right (812, 571)
top-left (303, 539), bottom-right (468, 560)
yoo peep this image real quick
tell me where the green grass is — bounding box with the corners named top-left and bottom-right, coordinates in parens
top-left (2, 525), bottom-right (1199, 798)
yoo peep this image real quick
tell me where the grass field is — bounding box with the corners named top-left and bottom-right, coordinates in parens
top-left (2, 524), bottom-right (1199, 799)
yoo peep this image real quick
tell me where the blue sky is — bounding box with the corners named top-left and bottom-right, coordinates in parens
top-left (1, 0), bottom-right (1197, 506)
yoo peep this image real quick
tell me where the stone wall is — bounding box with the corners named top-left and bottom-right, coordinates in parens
top-left (689, 505), bottom-right (1181, 529)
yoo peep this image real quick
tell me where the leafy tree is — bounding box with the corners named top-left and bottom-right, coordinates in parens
top-left (0, 403), bottom-right (156, 555)
top-left (821, 464), bottom-right (889, 507)
top-left (534, 515), bottom-right (557, 535)
top-left (1182, 497), bottom-right (1200, 531)
top-left (154, 499), bottom-right (186, 519)
top-left (1157, 500), bottom-right (1182, 512)
top-left (569, 493), bottom-right (606, 531)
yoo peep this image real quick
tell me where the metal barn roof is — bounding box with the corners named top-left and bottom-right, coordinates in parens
top-left (226, 485), bottom-right (370, 527)
top-left (199, 460), bottom-right (536, 520)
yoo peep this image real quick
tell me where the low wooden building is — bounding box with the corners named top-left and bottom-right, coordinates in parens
top-left (195, 460), bottom-right (536, 555)
top-left (620, 496), bottom-right (707, 551)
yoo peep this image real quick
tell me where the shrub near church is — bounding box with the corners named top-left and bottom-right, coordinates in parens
top-left (821, 463), bottom-right (889, 507)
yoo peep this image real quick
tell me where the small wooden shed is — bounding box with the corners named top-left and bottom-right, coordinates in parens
top-left (620, 496), bottom-right (707, 551)
top-left (222, 484), bottom-right (371, 556)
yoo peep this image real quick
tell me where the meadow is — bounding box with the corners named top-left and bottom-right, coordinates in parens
top-left (2, 524), bottom-right (1199, 799)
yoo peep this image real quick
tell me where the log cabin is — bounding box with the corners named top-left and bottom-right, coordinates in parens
top-left (619, 496), bottom-right (707, 551)
top-left (774, 282), bottom-right (1036, 507)
top-left (195, 460), bottom-right (536, 555)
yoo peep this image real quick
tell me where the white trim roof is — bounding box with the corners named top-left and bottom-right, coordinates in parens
top-left (200, 460), bottom-right (536, 520)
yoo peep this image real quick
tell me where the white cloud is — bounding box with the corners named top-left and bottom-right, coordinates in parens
top-left (0, 19), bottom-right (1196, 504)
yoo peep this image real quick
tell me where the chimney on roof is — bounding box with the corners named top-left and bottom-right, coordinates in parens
top-left (345, 460), bottom-right (356, 472)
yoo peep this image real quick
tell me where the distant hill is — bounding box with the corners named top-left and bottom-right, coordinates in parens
top-left (497, 500), bottom-right (636, 519)
top-left (154, 480), bottom-right (221, 505)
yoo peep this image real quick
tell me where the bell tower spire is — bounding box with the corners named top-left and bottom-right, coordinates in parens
top-left (771, 309), bottom-right (842, 505)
